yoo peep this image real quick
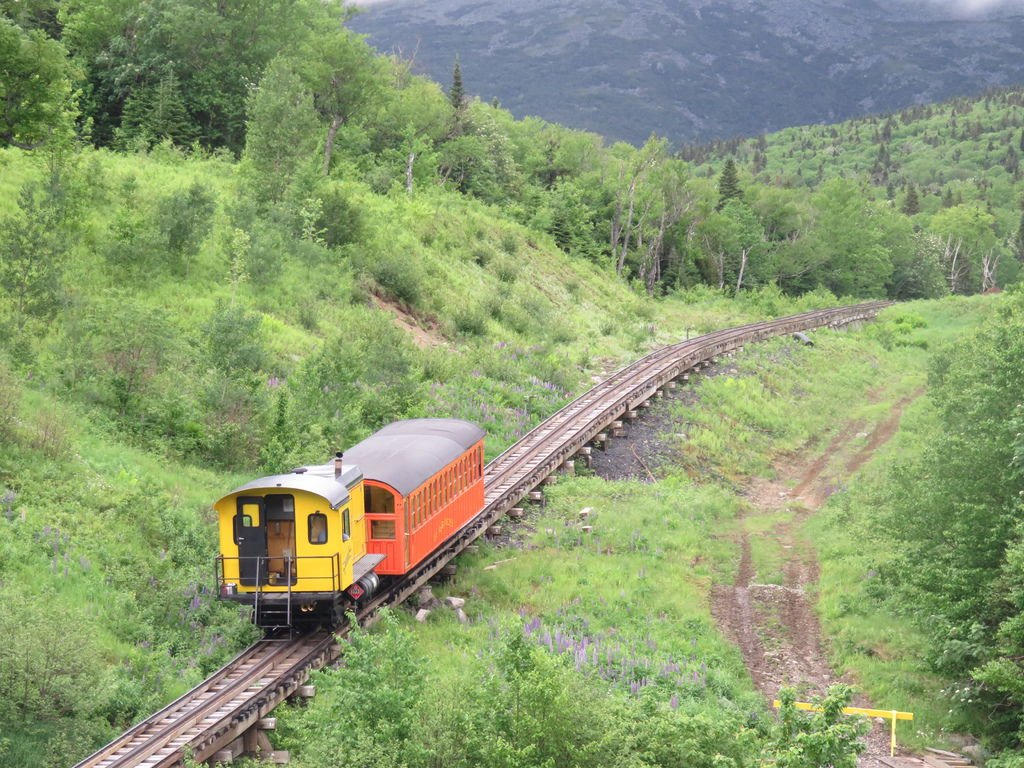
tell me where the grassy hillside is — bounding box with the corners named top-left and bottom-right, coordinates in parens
top-left (0, 143), bottom-right (849, 767)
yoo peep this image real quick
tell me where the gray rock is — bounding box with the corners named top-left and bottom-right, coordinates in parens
top-left (417, 586), bottom-right (440, 609)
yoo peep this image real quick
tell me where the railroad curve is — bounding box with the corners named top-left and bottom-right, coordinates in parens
top-left (73, 301), bottom-right (889, 768)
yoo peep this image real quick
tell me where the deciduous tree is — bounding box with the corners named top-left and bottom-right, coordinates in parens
top-left (302, 29), bottom-right (384, 175)
top-left (0, 183), bottom-right (66, 332)
top-left (241, 57), bottom-right (319, 202)
top-left (0, 16), bottom-right (77, 150)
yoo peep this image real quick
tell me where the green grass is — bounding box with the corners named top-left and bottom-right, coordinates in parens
top-left (405, 474), bottom-right (761, 711)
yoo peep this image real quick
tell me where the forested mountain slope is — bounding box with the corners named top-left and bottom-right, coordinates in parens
top-left (688, 86), bottom-right (1024, 238)
top-left (350, 0), bottom-right (1024, 145)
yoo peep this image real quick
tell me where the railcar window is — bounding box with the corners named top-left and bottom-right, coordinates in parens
top-left (371, 519), bottom-right (396, 539)
top-left (308, 512), bottom-right (328, 545)
top-left (342, 508), bottom-right (351, 542)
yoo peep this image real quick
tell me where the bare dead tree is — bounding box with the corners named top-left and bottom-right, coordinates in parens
top-left (943, 234), bottom-right (969, 293)
top-left (405, 152), bottom-right (416, 194)
top-left (981, 249), bottom-right (1001, 291)
top-left (612, 173), bottom-right (638, 275)
top-left (702, 234), bottom-right (727, 289)
top-left (735, 246), bottom-right (751, 292)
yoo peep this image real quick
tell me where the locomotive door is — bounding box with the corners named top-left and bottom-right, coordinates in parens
top-left (236, 496), bottom-right (268, 586)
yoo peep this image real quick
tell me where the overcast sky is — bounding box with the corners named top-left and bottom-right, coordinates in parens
top-left (350, 0), bottom-right (1024, 14)
top-left (917, 0), bottom-right (1024, 14)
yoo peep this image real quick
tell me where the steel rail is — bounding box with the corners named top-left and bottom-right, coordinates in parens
top-left (71, 301), bottom-right (889, 767)
top-left (73, 631), bottom-right (334, 768)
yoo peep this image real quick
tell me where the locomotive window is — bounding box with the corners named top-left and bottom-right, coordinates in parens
top-left (342, 508), bottom-right (351, 541)
top-left (308, 512), bottom-right (328, 545)
top-left (371, 519), bottom-right (396, 539)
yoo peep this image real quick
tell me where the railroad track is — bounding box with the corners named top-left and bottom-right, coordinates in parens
top-left (73, 301), bottom-right (888, 768)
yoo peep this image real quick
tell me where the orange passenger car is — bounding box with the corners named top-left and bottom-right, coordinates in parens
top-left (345, 419), bottom-right (486, 575)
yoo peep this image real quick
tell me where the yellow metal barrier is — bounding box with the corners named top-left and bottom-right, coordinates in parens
top-left (772, 700), bottom-right (914, 757)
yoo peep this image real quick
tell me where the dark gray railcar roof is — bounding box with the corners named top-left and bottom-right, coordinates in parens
top-left (217, 464), bottom-right (363, 510)
top-left (343, 418), bottom-right (485, 497)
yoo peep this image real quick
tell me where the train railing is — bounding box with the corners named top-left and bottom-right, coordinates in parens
top-left (216, 554), bottom-right (342, 593)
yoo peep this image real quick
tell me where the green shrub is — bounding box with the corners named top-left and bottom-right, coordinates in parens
top-left (493, 256), bottom-right (518, 283)
top-left (317, 183), bottom-right (365, 248)
top-left (499, 231), bottom-right (518, 255)
top-left (353, 246), bottom-right (424, 306)
top-left (453, 303), bottom-right (488, 336)
top-left (470, 245), bottom-right (493, 266)
top-left (0, 363), bottom-right (18, 440)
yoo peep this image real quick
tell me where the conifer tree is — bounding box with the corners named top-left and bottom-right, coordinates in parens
top-left (902, 183), bottom-right (920, 216)
top-left (943, 187), bottom-right (955, 208)
top-left (716, 158), bottom-right (742, 211)
top-left (119, 71), bottom-right (195, 148)
top-left (449, 56), bottom-right (466, 111)
top-left (1015, 212), bottom-right (1024, 263)
top-left (147, 72), bottom-right (196, 146)
top-left (1016, 197), bottom-right (1024, 263)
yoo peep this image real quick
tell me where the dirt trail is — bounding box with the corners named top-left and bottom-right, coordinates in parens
top-left (711, 391), bottom-right (923, 767)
